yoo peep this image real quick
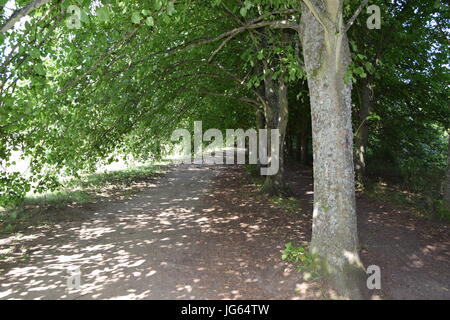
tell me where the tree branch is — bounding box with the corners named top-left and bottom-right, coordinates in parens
top-left (207, 20), bottom-right (300, 63)
top-left (301, 0), bottom-right (333, 31)
top-left (198, 90), bottom-right (259, 107)
top-left (1, 0), bottom-right (51, 33)
top-left (345, 0), bottom-right (369, 32)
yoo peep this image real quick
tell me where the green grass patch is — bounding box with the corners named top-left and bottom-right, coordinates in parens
top-left (0, 163), bottom-right (166, 235)
top-left (69, 165), bottom-right (164, 189)
top-left (21, 190), bottom-right (92, 207)
top-left (244, 165), bottom-right (301, 214)
top-left (270, 196), bottom-right (301, 214)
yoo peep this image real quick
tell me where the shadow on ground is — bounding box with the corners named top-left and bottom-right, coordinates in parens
top-left (285, 163), bottom-right (450, 300)
top-left (0, 164), bottom-right (321, 300)
top-left (1, 163), bottom-right (448, 300)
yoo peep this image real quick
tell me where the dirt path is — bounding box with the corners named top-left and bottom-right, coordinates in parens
top-left (1, 164), bottom-right (449, 300)
top-left (285, 164), bottom-right (450, 300)
top-left (0, 164), bottom-right (317, 300)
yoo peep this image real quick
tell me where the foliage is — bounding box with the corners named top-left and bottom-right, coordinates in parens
top-left (0, 162), bottom-right (163, 234)
top-left (244, 164), bottom-right (259, 177)
top-left (281, 242), bottom-right (320, 280)
top-left (270, 196), bottom-right (301, 214)
top-left (0, 0), bottom-right (448, 223)
top-left (365, 181), bottom-right (450, 222)
top-left (435, 200), bottom-right (450, 222)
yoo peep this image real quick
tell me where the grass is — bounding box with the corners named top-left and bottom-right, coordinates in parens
top-left (21, 190), bottom-right (92, 207)
top-left (0, 163), bottom-right (166, 235)
top-left (270, 196), bottom-right (302, 215)
top-left (244, 164), bottom-right (302, 215)
top-left (23, 164), bottom-right (166, 206)
top-left (68, 164), bottom-right (165, 189)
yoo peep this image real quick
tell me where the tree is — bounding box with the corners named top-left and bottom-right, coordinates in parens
top-left (1, 0), bottom-right (448, 299)
top-left (298, 0), bottom-right (368, 298)
top-left (0, 0), bottom-right (52, 33)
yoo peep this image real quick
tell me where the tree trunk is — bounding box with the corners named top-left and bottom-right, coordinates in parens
top-left (444, 130), bottom-right (450, 209)
top-left (298, 113), bottom-right (309, 165)
top-left (256, 106), bottom-right (266, 173)
top-left (355, 77), bottom-right (371, 186)
top-left (299, 0), bottom-right (366, 299)
top-left (277, 78), bottom-right (289, 188)
top-left (261, 68), bottom-right (289, 196)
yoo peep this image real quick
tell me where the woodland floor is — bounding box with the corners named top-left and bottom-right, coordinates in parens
top-left (0, 163), bottom-right (449, 300)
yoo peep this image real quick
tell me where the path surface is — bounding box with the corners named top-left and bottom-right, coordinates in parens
top-left (0, 164), bottom-right (314, 300)
top-left (0, 163), bottom-right (449, 300)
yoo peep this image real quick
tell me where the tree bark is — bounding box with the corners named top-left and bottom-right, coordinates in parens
top-left (1, 0), bottom-right (52, 33)
top-left (299, 0), bottom-right (366, 299)
top-left (261, 66), bottom-right (289, 196)
top-left (298, 111), bottom-right (310, 165)
top-left (355, 77), bottom-right (371, 185)
top-left (255, 106), bottom-right (266, 173)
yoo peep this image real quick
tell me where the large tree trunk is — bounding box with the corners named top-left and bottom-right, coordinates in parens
top-left (299, 0), bottom-right (366, 299)
top-left (355, 77), bottom-right (371, 185)
top-left (444, 130), bottom-right (450, 209)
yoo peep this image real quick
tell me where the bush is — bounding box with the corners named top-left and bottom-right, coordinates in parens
top-left (434, 200), bottom-right (450, 222)
top-left (281, 242), bottom-right (321, 280)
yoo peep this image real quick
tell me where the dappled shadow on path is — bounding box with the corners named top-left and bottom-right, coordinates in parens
top-left (285, 162), bottom-right (450, 300)
top-left (0, 164), bottom-right (321, 300)
top-left (3, 162), bottom-right (443, 300)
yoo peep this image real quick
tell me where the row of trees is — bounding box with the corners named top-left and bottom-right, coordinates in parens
top-left (1, 0), bottom-right (449, 298)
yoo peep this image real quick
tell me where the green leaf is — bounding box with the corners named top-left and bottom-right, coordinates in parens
top-left (344, 69), bottom-right (354, 84)
top-left (145, 16), bottom-right (155, 27)
top-left (257, 50), bottom-right (264, 60)
top-left (167, 2), bottom-right (176, 16)
top-left (33, 63), bottom-right (46, 76)
top-left (355, 66), bottom-right (365, 75)
top-left (366, 113), bottom-right (381, 121)
top-left (80, 9), bottom-right (90, 24)
top-left (96, 6), bottom-right (110, 22)
top-left (162, 14), bottom-right (171, 24)
top-left (30, 48), bottom-right (40, 59)
top-left (131, 11), bottom-right (142, 24)
top-left (152, 0), bottom-right (162, 11)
